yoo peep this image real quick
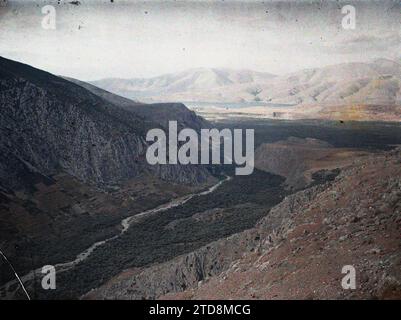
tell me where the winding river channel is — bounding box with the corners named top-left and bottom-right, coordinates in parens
top-left (1, 175), bottom-right (232, 297)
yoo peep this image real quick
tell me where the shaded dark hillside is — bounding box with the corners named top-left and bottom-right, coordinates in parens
top-left (65, 77), bottom-right (210, 131)
top-left (0, 56), bottom-right (210, 191)
top-left (0, 57), bottom-right (212, 289)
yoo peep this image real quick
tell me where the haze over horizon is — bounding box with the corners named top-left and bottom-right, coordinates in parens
top-left (0, 0), bottom-right (400, 81)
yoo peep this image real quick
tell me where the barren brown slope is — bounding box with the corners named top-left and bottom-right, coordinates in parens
top-left (86, 148), bottom-right (400, 300)
top-left (164, 148), bottom-right (401, 299)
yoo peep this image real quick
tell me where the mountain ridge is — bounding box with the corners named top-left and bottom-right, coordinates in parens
top-left (0, 56), bottom-right (211, 190)
top-left (90, 59), bottom-right (401, 108)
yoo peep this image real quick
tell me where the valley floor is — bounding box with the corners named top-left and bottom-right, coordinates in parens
top-left (2, 119), bottom-right (401, 300)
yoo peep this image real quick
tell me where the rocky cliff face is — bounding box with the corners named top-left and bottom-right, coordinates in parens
top-left (0, 57), bottom-right (213, 289)
top-left (86, 148), bottom-right (401, 300)
top-left (0, 57), bottom-right (211, 191)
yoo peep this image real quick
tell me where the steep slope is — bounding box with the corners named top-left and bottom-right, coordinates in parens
top-left (170, 148), bottom-right (401, 299)
top-left (0, 57), bottom-right (212, 288)
top-left (0, 56), bottom-right (210, 190)
top-left (86, 148), bottom-right (401, 300)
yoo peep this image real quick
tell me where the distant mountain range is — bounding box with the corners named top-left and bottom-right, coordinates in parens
top-left (255, 58), bottom-right (401, 106)
top-left (90, 68), bottom-right (275, 103)
top-left (91, 59), bottom-right (401, 106)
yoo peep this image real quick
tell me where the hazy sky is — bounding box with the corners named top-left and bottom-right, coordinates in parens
top-left (0, 0), bottom-right (400, 80)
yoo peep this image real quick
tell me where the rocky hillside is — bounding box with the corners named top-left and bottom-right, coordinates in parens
top-left (86, 148), bottom-right (401, 299)
top-left (0, 56), bottom-right (212, 288)
top-left (0, 56), bottom-right (211, 191)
